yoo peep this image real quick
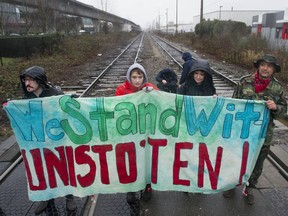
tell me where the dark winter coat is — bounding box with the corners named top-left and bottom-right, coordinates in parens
top-left (179, 52), bottom-right (197, 85)
top-left (177, 60), bottom-right (216, 96)
top-left (155, 68), bottom-right (178, 93)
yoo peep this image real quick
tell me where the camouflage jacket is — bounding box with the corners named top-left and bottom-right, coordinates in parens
top-left (233, 72), bottom-right (287, 145)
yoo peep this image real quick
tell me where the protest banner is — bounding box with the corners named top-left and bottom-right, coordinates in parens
top-left (3, 90), bottom-right (269, 201)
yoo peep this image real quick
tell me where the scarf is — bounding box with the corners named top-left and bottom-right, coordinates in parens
top-left (254, 71), bottom-right (271, 93)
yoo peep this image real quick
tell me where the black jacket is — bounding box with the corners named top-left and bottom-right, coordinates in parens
top-left (156, 68), bottom-right (178, 84)
top-left (177, 60), bottom-right (216, 96)
top-left (23, 86), bottom-right (63, 99)
top-left (156, 68), bottom-right (178, 93)
top-left (179, 52), bottom-right (197, 85)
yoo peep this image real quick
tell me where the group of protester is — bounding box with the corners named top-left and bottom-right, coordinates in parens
top-left (14, 51), bottom-right (287, 213)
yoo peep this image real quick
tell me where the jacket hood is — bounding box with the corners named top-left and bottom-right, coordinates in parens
top-left (182, 59), bottom-right (216, 96)
top-left (182, 52), bottom-right (192, 61)
top-left (126, 63), bottom-right (148, 84)
top-left (20, 66), bottom-right (49, 97)
top-left (20, 66), bottom-right (48, 85)
top-left (186, 59), bottom-right (214, 85)
top-left (188, 59), bottom-right (213, 76)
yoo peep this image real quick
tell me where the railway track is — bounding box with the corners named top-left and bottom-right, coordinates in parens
top-left (0, 32), bottom-right (287, 216)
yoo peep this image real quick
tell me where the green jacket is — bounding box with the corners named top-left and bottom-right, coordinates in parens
top-left (233, 72), bottom-right (287, 145)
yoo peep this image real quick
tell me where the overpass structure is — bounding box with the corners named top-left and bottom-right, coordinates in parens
top-left (2, 0), bottom-right (141, 33)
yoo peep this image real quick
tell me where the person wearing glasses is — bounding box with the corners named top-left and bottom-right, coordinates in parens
top-left (20, 66), bottom-right (76, 215)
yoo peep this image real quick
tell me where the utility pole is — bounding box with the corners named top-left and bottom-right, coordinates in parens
top-left (199, 0), bottom-right (204, 38)
top-left (166, 8), bottom-right (168, 33)
top-left (100, 0), bottom-right (107, 11)
top-left (200, 0), bottom-right (203, 23)
top-left (175, 0), bottom-right (178, 34)
top-left (159, 11), bottom-right (161, 30)
top-left (219, 6), bottom-right (223, 20)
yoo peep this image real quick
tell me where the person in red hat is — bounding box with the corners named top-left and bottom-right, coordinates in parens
top-left (223, 54), bottom-right (287, 205)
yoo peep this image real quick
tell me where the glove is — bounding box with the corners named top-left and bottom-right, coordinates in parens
top-left (2, 98), bottom-right (10, 106)
top-left (71, 94), bottom-right (79, 98)
top-left (143, 86), bottom-right (154, 92)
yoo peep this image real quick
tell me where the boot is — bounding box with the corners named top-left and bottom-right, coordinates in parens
top-left (223, 188), bottom-right (235, 198)
top-left (35, 201), bottom-right (49, 215)
top-left (243, 186), bottom-right (254, 205)
top-left (127, 192), bottom-right (137, 204)
top-left (66, 197), bottom-right (77, 211)
top-left (142, 184), bottom-right (152, 201)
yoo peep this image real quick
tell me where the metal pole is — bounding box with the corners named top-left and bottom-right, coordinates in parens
top-left (220, 6), bottom-right (223, 20)
top-left (199, 0), bottom-right (204, 38)
top-left (175, 0), bottom-right (178, 33)
top-left (200, 0), bottom-right (203, 23)
top-left (159, 12), bottom-right (161, 30)
top-left (166, 8), bottom-right (168, 33)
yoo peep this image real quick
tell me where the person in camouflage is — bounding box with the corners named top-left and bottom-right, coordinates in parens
top-left (223, 54), bottom-right (287, 205)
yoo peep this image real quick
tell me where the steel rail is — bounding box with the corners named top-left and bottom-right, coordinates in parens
top-left (134, 33), bottom-right (145, 63)
top-left (150, 35), bottom-right (183, 69)
top-left (79, 34), bottom-right (143, 97)
top-left (153, 35), bottom-right (197, 61)
top-left (0, 154), bottom-right (22, 183)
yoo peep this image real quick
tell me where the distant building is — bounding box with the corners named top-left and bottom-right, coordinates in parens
top-left (159, 22), bottom-right (193, 34)
top-left (252, 8), bottom-right (288, 48)
top-left (193, 9), bottom-right (279, 28)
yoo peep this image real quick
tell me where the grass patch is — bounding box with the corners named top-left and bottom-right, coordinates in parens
top-left (0, 57), bottom-right (18, 65)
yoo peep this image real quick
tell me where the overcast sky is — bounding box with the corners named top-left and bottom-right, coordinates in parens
top-left (78, 0), bottom-right (287, 28)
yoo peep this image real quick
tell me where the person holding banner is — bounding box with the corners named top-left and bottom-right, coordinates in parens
top-left (177, 59), bottom-right (216, 96)
top-left (223, 54), bottom-right (287, 205)
top-left (115, 63), bottom-right (158, 203)
top-left (20, 66), bottom-right (77, 214)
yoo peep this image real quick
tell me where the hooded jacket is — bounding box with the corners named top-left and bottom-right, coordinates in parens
top-left (115, 63), bottom-right (158, 96)
top-left (156, 68), bottom-right (178, 84)
top-left (179, 52), bottom-right (197, 85)
top-left (177, 60), bottom-right (216, 96)
top-left (20, 66), bottom-right (63, 99)
top-left (155, 68), bottom-right (178, 93)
